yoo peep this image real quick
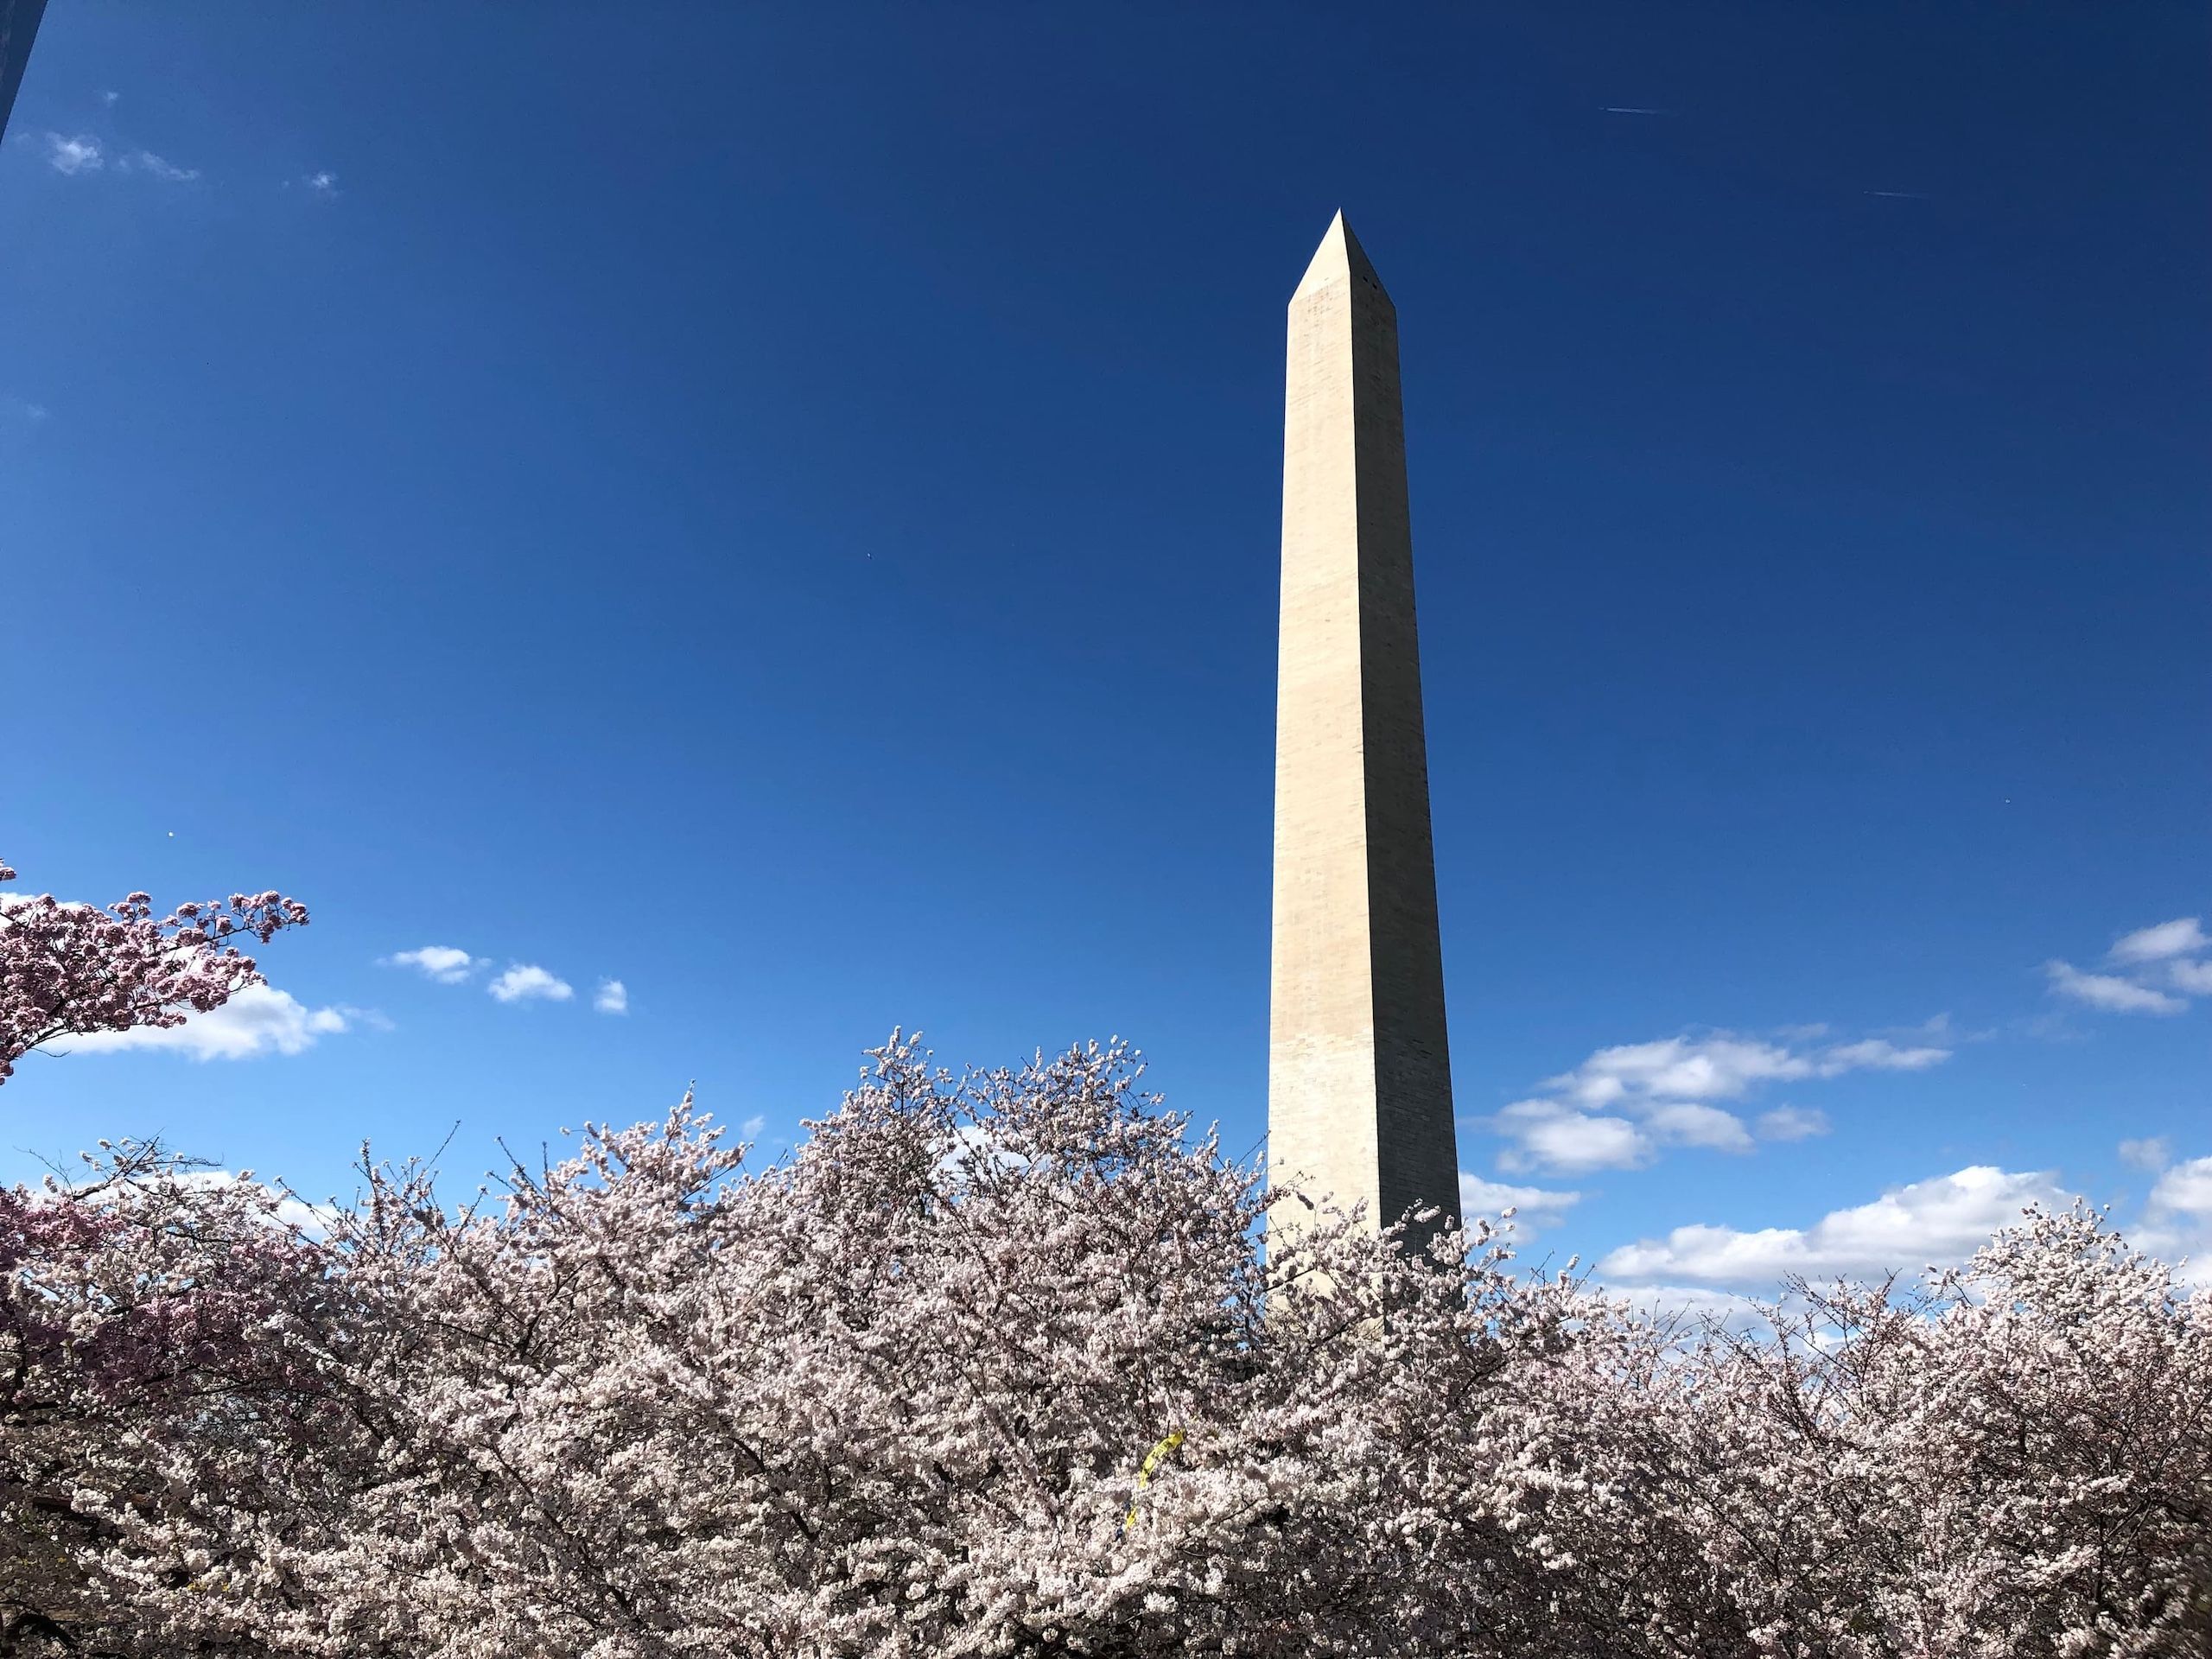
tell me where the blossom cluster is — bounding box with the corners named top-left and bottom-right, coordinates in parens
top-left (0, 856), bottom-right (309, 1082)
top-left (4, 1038), bottom-right (2208, 1656)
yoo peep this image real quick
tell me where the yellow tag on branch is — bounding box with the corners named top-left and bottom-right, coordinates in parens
top-left (1123, 1428), bottom-right (1185, 1530)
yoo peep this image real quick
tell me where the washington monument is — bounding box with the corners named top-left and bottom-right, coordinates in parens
top-left (1268, 213), bottom-right (1460, 1244)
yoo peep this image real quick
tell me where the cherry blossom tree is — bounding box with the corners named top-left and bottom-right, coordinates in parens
top-left (0, 1143), bottom-right (352, 1653)
top-left (6, 1036), bottom-right (2209, 1656)
top-left (0, 857), bottom-right (310, 1084)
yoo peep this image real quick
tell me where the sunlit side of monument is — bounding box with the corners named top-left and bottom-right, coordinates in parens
top-left (1268, 213), bottom-right (1461, 1250)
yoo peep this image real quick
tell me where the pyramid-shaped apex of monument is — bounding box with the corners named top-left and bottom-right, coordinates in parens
top-left (1291, 210), bottom-right (1392, 306)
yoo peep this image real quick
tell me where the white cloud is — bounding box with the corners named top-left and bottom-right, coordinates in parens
top-left (2136, 1156), bottom-right (2212, 1280)
top-left (2120, 1137), bottom-right (2172, 1173)
top-left (2044, 959), bottom-right (2185, 1016)
top-left (1546, 1032), bottom-right (1948, 1110)
top-left (380, 944), bottom-right (481, 984)
top-left (2168, 959), bottom-right (2212, 996)
top-left (1491, 1099), bottom-right (1652, 1174)
top-left (741, 1114), bottom-right (767, 1139)
top-left (2149, 1158), bottom-right (2212, 1221)
top-left (46, 984), bottom-right (350, 1062)
top-left (1815, 1038), bottom-right (1948, 1074)
top-left (305, 169), bottom-right (338, 195)
top-left (43, 132), bottom-right (104, 175)
top-left (1546, 1035), bottom-right (1810, 1108)
top-left (594, 978), bottom-right (628, 1014)
top-left (1459, 1172), bottom-right (1580, 1240)
top-left (488, 963), bottom-right (572, 1004)
top-left (99, 90), bottom-right (121, 107)
top-left (118, 149), bottom-right (199, 181)
top-left (170, 1171), bottom-right (337, 1235)
top-left (1606, 1281), bottom-right (1774, 1332)
top-left (1487, 1029), bottom-right (1948, 1174)
top-left (1755, 1106), bottom-right (1830, 1142)
top-left (2110, 917), bottom-right (2208, 965)
top-left (1645, 1102), bottom-right (1755, 1153)
top-left (1596, 1166), bottom-right (2074, 1289)
top-left (2043, 917), bottom-right (2212, 1017)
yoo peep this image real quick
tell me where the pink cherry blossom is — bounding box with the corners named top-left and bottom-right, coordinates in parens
top-left (0, 856), bottom-right (309, 1083)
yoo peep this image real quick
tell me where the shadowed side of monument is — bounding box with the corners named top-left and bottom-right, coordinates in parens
top-left (1268, 213), bottom-right (1459, 1252)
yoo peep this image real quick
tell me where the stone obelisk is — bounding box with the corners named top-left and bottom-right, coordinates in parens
top-left (1268, 213), bottom-right (1459, 1247)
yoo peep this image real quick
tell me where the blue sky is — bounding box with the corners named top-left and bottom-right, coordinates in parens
top-left (3, 4), bottom-right (2206, 1298)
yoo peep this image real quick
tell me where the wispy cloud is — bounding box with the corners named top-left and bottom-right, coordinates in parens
top-left (2120, 1136), bottom-right (2172, 1173)
top-left (44, 983), bottom-right (353, 1062)
top-left (1755, 1106), bottom-right (1830, 1142)
top-left (380, 944), bottom-right (482, 985)
top-left (1484, 1029), bottom-right (1948, 1174)
top-left (488, 963), bottom-right (573, 1005)
top-left (117, 149), bottom-right (199, 182)
top-left (1597, 1165), bottom-right (2074, 1289)
top-left (2044, 915), bottom-right (2209, 1017)
top-left (741, 1114), bottom-right (767, 1139)
top-left (2109, 917), bottom-right (2208, 964)
top-left (39, 131), bottom-right (200, 183)
top-left (2170, 959), bottom-right (2212, 995)
top-left (1, 394), bottom-right (49, 428)
top-left (42, 132), bottom-right (104, 175)
top-left (594, 978), bottom-right (629, 1015)
top-left (304, 169), bottom-right (338, 195)
top-left (2044, 959), bottom-right (2185, 1016)
top-left (1814, 1038), bottom-right (1948, 1075)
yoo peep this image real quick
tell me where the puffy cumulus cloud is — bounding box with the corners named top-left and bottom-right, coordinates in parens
top-left (2044, 960), bottom-right (2185, 1016)
top-left (1459, 1172), bottom-right (1581, 1241)
top-left (1546, 1032), bottom-right (1948, 1110)
top-left (2109, 917), bottom-right (2209, 965)
top-left (42, 132), bottom-right (103, 175)
top-left (594, 978), bottom-right (629, 1015)
top-left (2136, 1156), bottom-right (2212, 1281)
top-left (380, 945), bottom-right (481, 984)
top-left (47, 984), bottom-right (351, 1062)
top-left (1545, 1035), bottom-right (1809, 1109)
top-left (1484, 1029), bottom-right (1947, 1174)
top-left (1644, 1103), bottom-right (1756, 1154)
top-left (1490, 1100), bottom-right (1652, 1175)
top-left (2150, 1159), bottom-right (2212, 1217)
top-left (488, 963), bottom-right (573, 1004)
top-left (1595, 1166), bottom-right (2075, 1290)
